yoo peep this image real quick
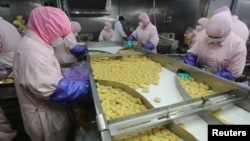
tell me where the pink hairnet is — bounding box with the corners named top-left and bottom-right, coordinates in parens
top-left (197, 17), bottom-right (209, 29)
top-left (206, 11), bottom-right (232, 38)
top-left (212, 6), bottom-right (230, 15)
top-left (71, 21), bottom-right (81, 34)
top-left (104, 21), bottom-right (112, 30)
top-left (27, 6), bottom-right (71, 44)
top-left (138, 13), bottom-right (150, 26)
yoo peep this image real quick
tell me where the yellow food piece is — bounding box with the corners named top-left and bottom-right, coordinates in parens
top-left (91, 56), bottom-right (162, 92)
top-left (118, 49), bottom-right (135, 53)
top-left (97, 83), bottom-right (148, 120)
top-left (154, 97), bottom-right (161, 103)
top-left (178, 76), bottom-right (216, 98)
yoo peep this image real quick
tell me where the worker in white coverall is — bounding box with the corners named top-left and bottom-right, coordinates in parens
top-left (13, 6), bottom-right (90, 141)
top-left (0, 16), bottom-right (21, 141)
top-left (99, 21), bottom-right (116, 42)
top-left (114, 16), bottom-right (127, 42)
top-left (127, 12), bottom-right (159, 53)
top-left (213, 6), bottom-right (249, 43)
top-left (183, 10), bottom-right (247, 81)
top-left (54, 21), bottom-right (86, 64)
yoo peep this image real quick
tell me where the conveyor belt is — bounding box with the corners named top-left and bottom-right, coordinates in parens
top-left (86, 44), bottom-right (250, 141)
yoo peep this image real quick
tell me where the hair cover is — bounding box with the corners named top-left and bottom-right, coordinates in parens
top-left (71, 21), bottom-right (81, 34)
top-left (104, 21), bottom-right (112, 30)
top-left (197, 17), bottom-right (209, 29)
top-left (213, 6), bottom-right (230, 15)
top-left (27, 6), bottom-right (71, 44)
top-left (206, 11), bottom-right (232, 38)
top-left (138, 12), bottom-right (150, 26)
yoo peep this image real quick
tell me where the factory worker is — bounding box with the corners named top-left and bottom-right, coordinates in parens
top-left (99, 21), bottom-right (116, 42)
top-left (231, 15), bottom-right (249, 43)
top-left (213, 6), bottom-right (249, 43)
top-left (0, 16), bottom-right (21, 141)
top-left (13, 6), bottom-right (90, 141)
top-left (127, 12), bottom-right (159, 53)
top-left (183, 10), bottom-right (247, 81)
top-left (114, 16), bottom-right (127, 42)
top-left (54, 21), bottom-right (86, 64)
top-left (190, 17), bottom-right (209, 47)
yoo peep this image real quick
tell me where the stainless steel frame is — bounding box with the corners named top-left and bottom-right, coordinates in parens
top-left (86, 42), bottom-right (250, 141)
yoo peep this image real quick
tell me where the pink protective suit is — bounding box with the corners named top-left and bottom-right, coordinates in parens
top-left (99, 21), bottom-right (116, 41)
top-left (54, 21), bottom-right (81, 64)
top-left (188, 11), bottom-right (247, 79)
top-left (132, 13), bottom-right (159, 53)
top-left (0, 108), bottom-right (16, 141)
top-left (13, 6), bottom-right (72, 141)
top-left (0, 17), bottom-right (22, 67)
top-left (231, 15), bottom-right (249, 43)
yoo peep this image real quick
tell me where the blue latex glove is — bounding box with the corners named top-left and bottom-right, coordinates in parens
top-left (143, 41), bottom-right (154, 51)
top-left (50, 77), bottom-right (90, 102)
top-left (70, 45), bottom-right (86, 55)
top-left (183, 52), bottom-right (197, 67)
top-left (214, 69), bottom-right (234, 81)
top-left (127, 35), bottom-right (135, 41)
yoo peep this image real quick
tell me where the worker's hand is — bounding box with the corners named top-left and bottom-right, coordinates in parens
top-left (70, 45), bottom-right (86, 55)
top-left (50, 77), bottom-right (90, 102)
top-left (183, 52), bottom-right (197, 67)
top-left (214, 69), bottom-right (234, 81)
top-left (127, 35), bottom-right (135, 41)
top-left (143, 41), bottom-right (154, 51)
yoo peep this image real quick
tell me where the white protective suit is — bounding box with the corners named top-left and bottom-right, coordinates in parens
top-left (114, 20), bottom-right (127, 42)
top-left (0, 108), bottom-right (16, 141)
top-left (0, 17), bottom-right (22, 67)
top-left (131, 22), bottom-right (159, 53)
top-left (188, 11), bottom-right (247, 79)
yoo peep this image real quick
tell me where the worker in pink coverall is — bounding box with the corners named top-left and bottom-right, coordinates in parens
top-left (127, 12), bottom-right (159, 53)
top-left (13, 6), bottom-right (90, 141)
top-left (99, 21), bottom-right (116, 42)
top-left (183, 10), bottom-right (247, 81)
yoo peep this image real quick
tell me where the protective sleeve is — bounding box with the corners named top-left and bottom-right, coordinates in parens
top-left (70, 45), bottom-right (86, 55)
top-left (50, 77), bottom-right (90, 102)
top-left (183, 52), bottom-right (198, 67)
top-left (214, 69), bottom-right (234, 81)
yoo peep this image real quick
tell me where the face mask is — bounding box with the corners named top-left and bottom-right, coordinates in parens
top-left (196, 25), bottom-right (202, 31)
top-left (51, 37), bottom-right (64, 47)
top-left (104, 26), bottom-right (108, 30)
top-left (139, 22), bottom-right (143, 27)
top-left (208, 37), bottom-right (225, 43)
